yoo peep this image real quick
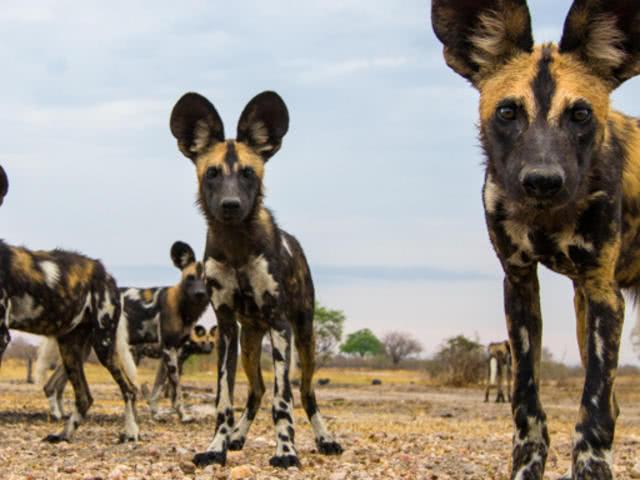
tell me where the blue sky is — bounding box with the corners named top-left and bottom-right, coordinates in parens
top-left (1, 1), bottom-right (639, 364)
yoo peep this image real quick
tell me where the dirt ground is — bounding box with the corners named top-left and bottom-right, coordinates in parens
top-left (0, 362), bottom-right (639, 480)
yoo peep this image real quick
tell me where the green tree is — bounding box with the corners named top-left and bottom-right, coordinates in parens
top-left (314, 302), bottom-right (346, 366)
top-left (340, 329), bottom-right (384, 358)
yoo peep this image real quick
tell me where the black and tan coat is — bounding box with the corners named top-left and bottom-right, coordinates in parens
top-left (0, 164), bottom-right (138, 443)
top-left (484, 340), bottom-right (512, 403)
top-left (170, 91), bottom-right (343, 469)
top-left (432, 0), bottom-right (640, 478)
top-left (37, 241), bottom-right (209, 423)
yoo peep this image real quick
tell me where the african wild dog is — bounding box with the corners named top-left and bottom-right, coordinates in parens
top-left (38, 324), bottom-right (216, 422)
top-left (170, 91), bottom-right (343, 468)
top-left (484, 340), bottom-right (512, 403)
top-left (432, 0), bottom-right (640, 477)
top-left (36, 241), bottom-right (209, 423)
top-left (0, 220), bottom-right (138, 442)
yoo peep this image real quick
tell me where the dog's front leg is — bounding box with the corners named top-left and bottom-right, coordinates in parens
top-left (504, 266), bottom-right (549, 480)
top-left (192, 306), bottom-right (238, 467)
top-left (163, 347), bottom-right (192, 423)
top-left (572, 279), bottom-right (623, 480)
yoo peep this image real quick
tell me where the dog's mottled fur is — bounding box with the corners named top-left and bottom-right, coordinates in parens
top-left (170, 91), bottom-right (343, 468)
top-left (432, 0), bottom-right (640, 478)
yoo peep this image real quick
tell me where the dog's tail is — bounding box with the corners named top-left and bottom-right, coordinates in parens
top-left (35, 337), bottom-right (61, 385)
top-left (115, 312), bottom-right (138, 388)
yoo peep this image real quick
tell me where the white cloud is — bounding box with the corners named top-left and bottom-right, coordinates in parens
top-left (294, 56), bottom-right (414, 84)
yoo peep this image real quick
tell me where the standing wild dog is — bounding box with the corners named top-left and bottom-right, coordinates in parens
top-left (0, 171), bottom-right (138, 443)
top-left (484, 340), bottom-right (512, 403)
top-left (138, 325), bottom-right (217, 417)
top-left (432, 0), bottom-right (640, 478)
top-left (170, 91), bottom-right (343, 468)
top-left (37, 241), bottom-right (209, 423)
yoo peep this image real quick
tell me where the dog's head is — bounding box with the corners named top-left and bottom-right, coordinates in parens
top-left (170, 241), bottom-right (208, 305)
top-left (187, 324), bottom-right (217, 354)
top-left (0, 166), bottom-right (8, 207)
top-left (432, 0), bottom-right (640, 210)
top-left (170, 91), bottom-right (289, 225)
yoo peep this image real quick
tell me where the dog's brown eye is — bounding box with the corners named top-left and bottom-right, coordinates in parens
top-left (571, 107), bottom-right (592, 123)
top-left (206, 167), bottom-right (219, 180)
top-left (241, 167), bottom-right (253, 178)
top-left (497, 106), bottom-right (516, 121)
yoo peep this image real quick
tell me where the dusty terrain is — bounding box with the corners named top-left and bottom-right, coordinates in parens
top-left (0, 361), bottom-right (639, 479)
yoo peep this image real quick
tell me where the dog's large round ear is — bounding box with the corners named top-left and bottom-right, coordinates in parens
top-left (170, 241), bottom-right (196, 270)
top-left (0, 166), bottom-right (8, 206)
top-left (236, 91), bottom-right (289, 161)
top-left (170, 93), bottom-right (225, 162)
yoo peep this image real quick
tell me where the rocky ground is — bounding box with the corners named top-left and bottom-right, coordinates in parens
top-left (0, 364), bottom-right (639, 479)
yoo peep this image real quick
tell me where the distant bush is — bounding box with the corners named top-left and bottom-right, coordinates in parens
top-left (427, 335), bottom-right (485, 386)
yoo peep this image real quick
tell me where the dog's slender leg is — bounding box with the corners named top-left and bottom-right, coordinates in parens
top-left (192, 307), bottom-right (238, 467)
top-left (571, 280), bottom-right (623, 479)
top-left (294, 315), bottom-right (342, 456)
top-left (505, 268), bottom-right (549, 480)
top-left (44, 365), bottom-right (68, 420)
top-left (91, 282), bottom-right (139, 443)
top-left (268, 324), bottom-right (300, 468)
top-left (228, 325), bottom-right (266, 451)
top-left (147, 360), bottom-right (168, 418)
top-left (163, 347), bottom-right (192, 423)
top-left (43, 332), bottom-right (92, 443)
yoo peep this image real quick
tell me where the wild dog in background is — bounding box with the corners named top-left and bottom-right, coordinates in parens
top-left (137, 325), bottom-right (217, 416)
top-left (0, 233), bottom-right (138, 442)
top-left (432, 0), bottom-right (640, 478)
top-left (37, 241), bottom-right (209, 423)
top-left (484, 340), bottom-right (511, 403)
top-left (170, 91), bottom-right (343, 468)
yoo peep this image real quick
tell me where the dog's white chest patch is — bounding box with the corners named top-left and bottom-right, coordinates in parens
top-left (205, 256), bottom-right (279, 310)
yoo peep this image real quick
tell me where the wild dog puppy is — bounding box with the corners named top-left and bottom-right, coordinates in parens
top-left (0, 243), bottom-right (138, 442)
top-left (432, 0), bottom-right (640, 478)
top-left (170, 91), bottom-right (343, 468)
top-left (484, 340), bottom-right (512, 403)
top-left (137, 325), bottom-right (217, 416)
top-left (38, 241), bottom-right (209, 423)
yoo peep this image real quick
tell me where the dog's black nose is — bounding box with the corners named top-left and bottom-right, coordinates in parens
top-left (194, 290), bottom-right (207, 301)
top-left (221, 197), bottom-right (241, 212)
top-left (521, 169), bottom-right (564, 198)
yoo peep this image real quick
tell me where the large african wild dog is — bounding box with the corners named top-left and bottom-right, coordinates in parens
top-left (0, 166), bottom-right (138, 442)
top-left (484, 340), bottom-right (512, 403)
top-left (170, 91), bottom-right (343, 468)
top-left (37, 241), bottom-right (209, 423)
top-left (432, 0), bottom-right (640, 478)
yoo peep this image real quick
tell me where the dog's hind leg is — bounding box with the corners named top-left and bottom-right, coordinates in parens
top-left (91, 280), bottom-right (139, 443)
top-left (43, 328), bottom-right (93, 443)
top-left (294, 312), bottom-right (343, 456)
top-left (228, 325), bottom-right (266, 451)
top-left (0, 324), bottom-right (10, 367)
top-left (44, 365), bottom-right (68, 420)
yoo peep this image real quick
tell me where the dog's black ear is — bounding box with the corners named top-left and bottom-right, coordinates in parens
top-left (431, 0), bottom-right (534, 87)
top-left (236, 91), bottom-right (289, 161)
top-left (559, 0), bottom-right (640, 89)
top-left (170, 93), bottom-right (225, 162)
top-left (170, 241), bottom-right (196, 270)
top-left (0, 166), bottom-right (8, 206)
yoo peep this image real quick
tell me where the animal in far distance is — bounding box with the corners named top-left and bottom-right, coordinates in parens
top-left (170, 90), bottom-right (343, 468)
top-left (432, 0), bottom-right (640, 478)
top-left (484, 341), bottom-right (511, 403)
top-left (36, 241), bottom-right (209, 423)
top-left (0, 164), bottom-right (138, 443)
